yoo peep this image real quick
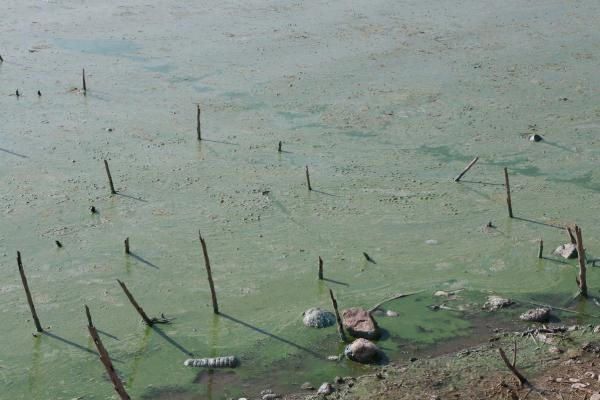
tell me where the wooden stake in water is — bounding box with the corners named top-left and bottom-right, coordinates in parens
top-left (84, 304), bottom-right (93, 328)
top-left (574, 225), bottom-right (587, 297)
top-left (538, 240), bottom-right (543, 259)
top-left (305, 166), bottom-right (312, 191)
top-left (103, 160), bottom-right (116, 194)
top-left (318, 256), bottom-right (323, 280)
top-left (454, 157), bottom-right (479, 182)
top-left (329, 289), bottom-right (346, 342)
top-left (17, 251), bottom-right (43, 333)
top-left (503, 167), bottom-right (513, 218)
top-left (82, 68), bottom-right (87, 95)
top-left (278, 141), bottom-right (282, 152)
top-left (566, 226), bottom-right (576, 244)
top-left (124, 237), bottom-right (130, 254)
top-left (196, 105), bottom-right (202, 141)
top-left (86, 307), bottom-right (131, 400)
top-left (117, 280), bottom-right (154, 325)
top-left (199, 231), bottom-right (219, 314)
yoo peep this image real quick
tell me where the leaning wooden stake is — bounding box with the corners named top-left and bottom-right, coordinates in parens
top-left (103, 160), bottom-right (116, 194)
top-left (17, 251), bottom-right (43, 333)
top-left (574, 225), bottom-right (587, 297)
top-left (305, 166), bottom-right (312, 191)
top-left (498, 345), bottom-right (528, 386)
top-left (318, 256), bottom-right (323, 280)
top-left (329, 289), bottom-right (346, 342)
top-left (87, 308), bottom-right (131, 400)
top-left (117, 279), bottom-right (154, 325)
top-left (454, 157), bottom-right (479, 182)
top-left (124, 237), bottom-right (130, 254)
top-left (82, 68), bottom-right (87, 94)
top-left (566, 226), bottom-right (576, 244)
top-left (503, 167), bottom-right (513, 218)
top-left (199, 231), bottom-right (219, 314)
top-left (538, 240), bottom-right (543, 259)
top-left (85, 304), bottom-right (93, 328)
top-left (196, 105), bottom-right (202, 141)
top-left (278, 141), bottom-right (282, 152)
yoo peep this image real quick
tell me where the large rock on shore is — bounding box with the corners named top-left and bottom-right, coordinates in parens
top-left (344, 338), bottom-right (381, 363)
top-left (303, 308), bottom-right (335, 328)
top-left (520, 307), bottom-right (551, 322)
top-left (342, 307), bottom-right (380, 339)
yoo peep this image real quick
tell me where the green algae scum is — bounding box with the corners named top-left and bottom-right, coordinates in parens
top-left (1, 0), bottom-right (600, 399)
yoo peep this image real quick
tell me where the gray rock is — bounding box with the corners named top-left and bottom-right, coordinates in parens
top-left (554, 243), bottom-right (578, 259)
top-left (529, 134), bottom-right (543, 142)
top-left (342, 307), bottom-right (380, 339)
top-left (385, 310), bottom-right (399, 317)
top-left (300, 382), bottom-right (315, 390)
top-left (483, 296), bottom-right (514, 311)
top-left (262, 394), bottom-right (279, 400)
top-left (344, 338), bottom-right (381, 363)
top-left (317, 383), bottom-right (334, 395)
top-left (303, 308), bottom-right (335, 328)
top-left (520, 307), bottom-right (551, 322)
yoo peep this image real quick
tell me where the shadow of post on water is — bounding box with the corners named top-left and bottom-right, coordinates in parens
top-left (129, 252), bottom-right (160, 269)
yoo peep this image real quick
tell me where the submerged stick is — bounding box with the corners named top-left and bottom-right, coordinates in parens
top-left (117, 279), bottom-right (154, 325)
top-left (454, 157), bottom-right (479, 182)
top-left (82, 68), bottom-right (87, 94)
top-left (103, 160), bottom-right (116, 194)
top-left (498, 346), bottom-right (528, 386)
top-left (17, 251), bottom-right (43, 333)
top-left (124, 237), bottom-right (130, 254)
top-left (329, 289), bottom-right (346, 342)
top-left (318, 256), bottom-right (323, 280)
top-left (87, 308), bottom-right (131, 400)
top-left (575, 225), bottom-right (587, 297)
top-left (0, 54), bottom-right (3, 62)
top-left (368, 290), bottom-right (425, 314)
top-left (503, 167), bottom-right (513, 218)
top-left (199, 231), bottom-right (219, 314)
top-left (196, 105), bottom-right (201, 141)
top-left (278, 141), bottom-right (282, 152)
top-left (305, 166), bottom-right (312, 191)
top-left (538, 240), bottom-right (543, 259)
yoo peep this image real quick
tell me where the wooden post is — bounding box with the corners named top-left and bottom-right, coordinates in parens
top-left (85, 304), bottom-right (93, 328)
top-left (196, 105), bottom-right (201, 141)
top-left (498, 346), bottom-right (528, 386)
top-left (503, 167), bottom-right (513, 218)
top-left (305, 166), bottom-right (312, 191)
top-left (87, 308), bottom-right (131, 400)
top-left (329, 289), bottom-right (346, 342)
top-left (117, 279), bottom-right (154, 325)
top-left (199, 231), bottom-right (219, 314)
top-left (17, 251), bottom-right (43, 333)
top-left (124, 237), bottom-right (130, 254)
top-left (104, 160), bottom-right (116, 194)
top-left (278, 141), bottom-right (282, 152)
top-left (574, 225), bottom-right (587, 297)
top-left (318, 256), bottom-right (323, 280)
top-left (82, 68), bottom-right (87, 94)
top-left (454, 157), bottom-right (479, 182)
top-left (0, 54), bottom-right (4, 62)
top-left (538, 240), bottom-right (543, 259)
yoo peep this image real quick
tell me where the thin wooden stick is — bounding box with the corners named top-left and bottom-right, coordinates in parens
top-left (0, 54), bottom-right (4, 62)
top-left (124, 237), bottom-right (130, 254)
top-left (17, 251), bottom-right (43, 333)
top-left (498, 346), bottom-right (528, 385)
top-left (305, 166), bottom-right (312, 191)
top-left (538, 240), bottom-right (543, 259)
top-left (368, 290), bottom-right (425, 314)
top-left (85, 304), bottom-right (93, 328)
top-left (87, 310), bottom-right (131, 400)
top-left (117, 279), bottom-right (153, 325)
top-left (329, 289), bottom-right (346, 342)
top-left (318, 256), bottom-right (323, 280)
top-left (196, 105), bottom-right (201, 141)
top-left (104, 160), bottom-right (116, 194)
top-left (454, 157), bottom-right (479, 182)
top-left (575, 225), bottom-right (587, 297)
top-left (512, 339), bottom-right (517, 367)
top-left (82, 68), bottom-right (87, 94)
top-left (566, 226), bottom-right (576, 244)
top-left (199, 231), bottom-right (219, 314)
top-left (504, 167), bottom-right (513, 218)
top-left (278, 141), bottom-right (282, 152)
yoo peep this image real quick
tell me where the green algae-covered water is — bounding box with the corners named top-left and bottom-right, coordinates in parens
top-left (2, 0), bottom-right (600, 398)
